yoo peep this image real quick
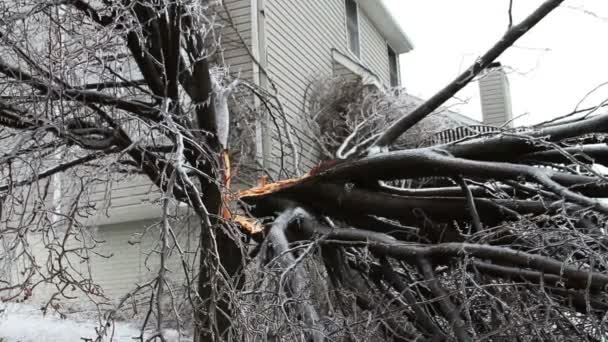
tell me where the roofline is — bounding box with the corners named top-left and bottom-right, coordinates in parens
top-left (404, 93), bottom-right (481, 126)
top-left (357, 0), bottom-right (414, 54)
top-left (331, 49), bottom-right (384, 89)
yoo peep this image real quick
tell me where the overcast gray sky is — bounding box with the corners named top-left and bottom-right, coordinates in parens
top-left (384, 0), bottom-right (608, 125)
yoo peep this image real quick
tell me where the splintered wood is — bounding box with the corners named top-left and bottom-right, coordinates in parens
top-left (221, 151), bottom-right (312, 236)
top-left (233, 174), bottom-right (312, 236)
top-left (238, 173), bottom-right (311, 199)
top-left (233, 214), bottom-right (264, 235)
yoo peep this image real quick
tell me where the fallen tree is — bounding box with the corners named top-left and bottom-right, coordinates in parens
top-left (2, 0), bottom-right (608, 341)
top-left (233, 0), bottom-right (608, 340)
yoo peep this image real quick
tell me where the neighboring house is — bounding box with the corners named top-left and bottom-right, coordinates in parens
top-left (400, 93), bottom-right (482, 147)
top-left (479, 62), bottom-right (514, 128)
top-left (415, 63), bottom-right (514, 147)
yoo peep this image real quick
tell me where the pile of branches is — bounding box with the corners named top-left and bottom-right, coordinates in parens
top-left (234, 1), bottom-right (608, 340)
top-left (239, 117), bottom-right (608, 340)
top-left (305, 77), bottom-right (467, 162)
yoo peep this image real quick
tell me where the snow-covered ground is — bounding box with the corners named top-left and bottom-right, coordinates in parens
top-left (0, 303), bottom-right (191, 342)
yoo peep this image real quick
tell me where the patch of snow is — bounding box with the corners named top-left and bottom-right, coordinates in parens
top-left (366, 145), bottom-right (389, 157)
top-left (0, 303), bottom-right (191, 342)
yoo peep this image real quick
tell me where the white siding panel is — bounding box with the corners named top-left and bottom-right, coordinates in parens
top-left (89, 219), bottom-right (199, 300)
top-left (263, 0), bottom-right (397, 175)
top-left (215, 0), bottom-right (254, 83)
top-left (359, 11), bottom-right (391, 85)
top-left (264, 0), bottom-right (347, 173)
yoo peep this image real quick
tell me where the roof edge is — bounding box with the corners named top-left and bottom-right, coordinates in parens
top-left (357, 0), bottom-right (414, 54)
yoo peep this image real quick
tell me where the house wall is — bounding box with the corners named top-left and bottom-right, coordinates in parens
top-left (216, 0), bottom-right (255, 83)
top-left (359, 10), bottom-right (392, 86)
top-left (86, 219), bottom-right (199, 300)
top-left (262, 0), bottom-right (396, 174)
top-left (17, 218), bottom-right (198, 304)
top-left (68, 173), bottom-right (163, 227)
top-left (70, 1), bottom-right (257, 299)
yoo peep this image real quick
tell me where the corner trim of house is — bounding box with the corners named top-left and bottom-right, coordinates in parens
top-left (250, 0), bottom-right (261, 87)
top-left (251, 0), bottom-right (271, 167)
top-left (331, 49), bottom-right (384, 90)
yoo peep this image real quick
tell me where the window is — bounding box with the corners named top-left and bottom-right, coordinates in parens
top-left (388, 46), bottom-right (399, 87)
top-left (345, 0), bottom-right (360, 58)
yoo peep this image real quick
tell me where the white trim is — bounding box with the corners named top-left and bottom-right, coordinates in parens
top-left (251, 0), bottom-right (261, 88)
top-left (396, 46), bottom-right (402, 85)
top-left (355, 1), bottom-right (361, 59)
top-left (251, 0), bottom-right (271, 166)
top-left (357, 0), bottom-right (413, 54)
top-left (251, 0), bottom-right (264, 165)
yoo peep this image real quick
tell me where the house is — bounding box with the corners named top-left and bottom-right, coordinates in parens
top-left (216, 0), bottom-right (413, 176)
top-left (5, 0), bottom-right (415, 302)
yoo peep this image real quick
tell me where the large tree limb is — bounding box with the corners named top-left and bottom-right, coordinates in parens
top-left (292, 217), bottom-right (608, 291)
top-left (0, 62), bottom-right (162, 120)
top-left (369, 0), bottom-right (564, 152)
top-left (446, 113), bottom-right (608, 162)
top-left (279, 182), bottom-right (543, 226)
top-left (314, 150), bottom-right (608, 212)
top-left (418, 258), bottom-right (471, 342)
top-left (264, 208), bottom-right (324, 342)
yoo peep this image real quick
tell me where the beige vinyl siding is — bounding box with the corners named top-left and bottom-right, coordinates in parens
top-left (216, 0), bottom-right (254, 83)
top-left (333, 61), bottom-right (362, 82)
top-left (359, 11), bottom-right (391, 86)
top-left (22, 219), bottom-right (199, 303)
top-left (263, 0), bottom-right (398, 175)
top-left (86, 219), bottom-right (199, 300)
top-left (264, 0), bottom-right (347, 174)
top-left (72, 174), bottom-right (162, 226)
